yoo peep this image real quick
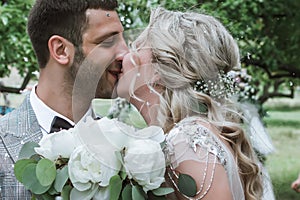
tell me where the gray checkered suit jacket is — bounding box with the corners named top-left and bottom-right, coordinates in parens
top-left (0, 94), bottom-right (42, 199)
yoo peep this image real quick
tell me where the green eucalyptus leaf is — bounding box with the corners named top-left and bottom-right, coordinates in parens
top-left (115, 151), bottom-right (124, 164)
top-left (120, 170), bottom-right (127, 180)
top-left (18, 141), bottom-right (40, 159)
top-left (36, 158), bottom-right (56, 186)
top-left (31, 195), bottom-right (37, 200)
top-left (61, 185), bottom-right (72, 200)
top-left (47, 185), bottom-right (59, 195)
top-left (149, 195), bottom-right (167, 200)
top-left (177, 173), bottom-right (197, 197)
top-left (22, 163), bottom-right (51, 194)
top-left (54, 166), bottom-right (69, 192)
top-left (109, 175), bottom-right (123, 200)
top-left (152, 187), bottom-right (174, 196)
top-left (40, 193), bottom-right (54, 200)
top-left (121, 184), bottom-right (132, 200)
top-left (30, 154), bottom-right (42, 162)
top-left (132, 185), bottom-right (145, 200)
top-left (70, 186), bottom-right (98, 200)
top-left (14, 159), bottom-right (37, 183)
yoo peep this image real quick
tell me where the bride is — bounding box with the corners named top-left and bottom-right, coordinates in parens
top-left (117, 7), bottom-right (275, 200)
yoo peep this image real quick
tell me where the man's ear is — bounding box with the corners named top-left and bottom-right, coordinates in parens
top-left (48, 35), bottom-right (75, 65)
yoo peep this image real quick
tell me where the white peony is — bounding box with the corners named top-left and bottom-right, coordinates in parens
top-left (34, 128), bottom-right (81, 160)
top-left (124, 139), bottom-right (166, 192)
top-left (93, 186), bottom-right (110, 200)
top-left (75, 117), bottom-right (134, 152)
top-left (96, 117), bottom-right (136, 150)
top-left (135, 126), bottom-right (165, 143)
top-left (34, 116), bottom-right (167, 199)
top-left (68, 144), bottom-right (121, 192)
top-left (95, 117), bottom-right (165, 146)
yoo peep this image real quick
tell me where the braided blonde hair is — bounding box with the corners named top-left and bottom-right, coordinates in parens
top-left (131, 7), bottom-right (263, 199)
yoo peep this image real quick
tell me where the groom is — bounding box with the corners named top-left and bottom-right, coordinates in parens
top-left (0, 0), bottom-right (128, 199)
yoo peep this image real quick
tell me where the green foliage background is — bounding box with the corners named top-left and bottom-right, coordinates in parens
top-left (0, 0), bottom-right (35, 77)
top-left (1, 0), bottom-right (299, 103)
top-left (118, 0), bottom-right (300, 104)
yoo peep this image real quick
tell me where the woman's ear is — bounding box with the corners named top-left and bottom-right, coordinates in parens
top-left (48, 35), bottom-right (75, 65)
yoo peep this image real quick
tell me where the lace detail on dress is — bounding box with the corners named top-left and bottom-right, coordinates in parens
top-left (190, 126), bottom-right (227, 169)
top-left (164, 117), bottom-right (239, 200)
top-left (166, 118), bottom-right (228, 170)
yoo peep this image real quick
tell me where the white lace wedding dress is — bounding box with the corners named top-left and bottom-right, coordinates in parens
top-left (164, 116), bottom-right (275, 200)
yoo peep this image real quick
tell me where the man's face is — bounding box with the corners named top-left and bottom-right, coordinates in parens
top-left (72, 9), bottom-right (128, 99)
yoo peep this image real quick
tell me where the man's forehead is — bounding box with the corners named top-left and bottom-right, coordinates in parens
top-left (84, 8), bottom-right (123, 31)
top-left (85, 9), bottom-right (116, 22)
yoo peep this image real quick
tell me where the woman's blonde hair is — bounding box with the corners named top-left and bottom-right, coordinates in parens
top-left (131, 7), bottom-right (263, 199)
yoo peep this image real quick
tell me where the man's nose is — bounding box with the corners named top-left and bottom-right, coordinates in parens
top-left (115, 37), bottom-right (129, 62)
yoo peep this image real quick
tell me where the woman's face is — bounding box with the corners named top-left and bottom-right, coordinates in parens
top-left (117, 44), bottom-right (156, 101)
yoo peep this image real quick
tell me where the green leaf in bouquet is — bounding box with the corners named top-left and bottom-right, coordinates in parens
top-left (48, 185), bottom-right (59, 196)
top-left (115, 151), bottom-right (124, 165)
top-left (132, 185), bottom-right (146, 200)
top-left (148, 195), bottom-right (167, 200)
top-left (54, 165), bottom-right (69, 192)
top-left (14, 159), bottom-right (37, 183)
top-left (30, 154), bottom-right (42, 162)
top-left (18, 141), bottom-right (40, 159)
top-left (109, 175), bottom-right (123, 200)
top-left (151, 187), bottom-right (174, 196)
top-left (36, 158), bottom-right (56, 186)
top-left (160, 140), bottom-right (167, 149)
top-left (121, 184), bottom-right (132, 200)
top-left (177, 173), bottom-right (197, 197)
top-left (61, 185), bottom-right (72, 200)
top-left (22, 163), bottom-right (51, 194)
top-left (120, 170), bottom-right (127, 180)
top-left (70, 185), bottom-right (98, 200)
top-left (40, 193), bottom-right (55, 200)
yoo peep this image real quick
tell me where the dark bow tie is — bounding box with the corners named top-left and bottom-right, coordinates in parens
top-left (50, 116), bottom-right (74, 133)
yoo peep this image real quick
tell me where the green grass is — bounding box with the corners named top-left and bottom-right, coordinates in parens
top-left (264, 110), bottom-right (300, 128)
top-left (264, 90), bottom-right (300, 110)
top-left (263, 90), bottom-right (300, 199)
top-left (264, 108), bottom-right (300, 200)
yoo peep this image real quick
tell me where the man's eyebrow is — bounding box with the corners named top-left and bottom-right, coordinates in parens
top-left (94, 31), bottom-right (122, 42)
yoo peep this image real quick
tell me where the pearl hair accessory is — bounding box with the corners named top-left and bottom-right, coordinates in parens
top-left (193, 70), bottom-right (237, 100)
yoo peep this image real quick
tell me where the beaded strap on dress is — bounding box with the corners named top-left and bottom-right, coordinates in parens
top-left (164, 117), bottom-right (230, 200)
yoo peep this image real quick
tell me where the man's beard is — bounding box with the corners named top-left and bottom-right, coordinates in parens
top-left (64, 47), bottom-right (118, 121)
top-left (65, 47), bottom-right (116, 100)
top-left (63, 48), bottom-right (85, 97)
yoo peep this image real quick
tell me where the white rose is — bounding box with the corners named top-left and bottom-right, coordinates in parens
top-left (124, 139), bottom-right (166, 192)
top-left (68, 144), bottom-right (121, 192)
top-left (76, 117), bottom-right (134, 151)
top-left (135, 126), bottom-right (165, 143)
top-left (35, 128), bottom-right (81, 160)
top-left (93, 186), bottom-right (110, 200)
top-left (96, 117), bottom-right (136, 149)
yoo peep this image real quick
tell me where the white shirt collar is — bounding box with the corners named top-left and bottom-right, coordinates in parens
top-left (30, 85), bottom-right (93, 135)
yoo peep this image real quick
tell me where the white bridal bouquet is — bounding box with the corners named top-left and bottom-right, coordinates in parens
top-left (14, 117), bottom-right (174, 200)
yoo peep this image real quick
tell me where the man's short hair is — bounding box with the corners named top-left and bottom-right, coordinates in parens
top-left (27, 0), bottom-right (118, 68)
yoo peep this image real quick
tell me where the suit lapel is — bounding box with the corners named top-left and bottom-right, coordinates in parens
top-left (0, 95), bottom-right (42, 163)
